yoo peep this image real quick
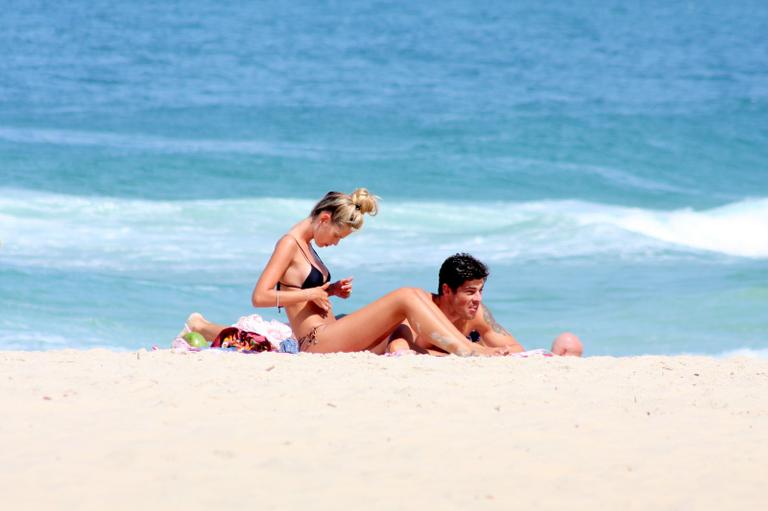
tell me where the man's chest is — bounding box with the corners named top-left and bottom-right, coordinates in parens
top-left (453, 320), bottom-right (483, 342)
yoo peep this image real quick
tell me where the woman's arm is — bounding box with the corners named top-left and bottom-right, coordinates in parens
top-left (251, 236), bottom-right (330, 311)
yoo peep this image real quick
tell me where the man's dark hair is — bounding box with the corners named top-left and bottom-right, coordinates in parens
top-left (438, 253), bottom-right (489, 295)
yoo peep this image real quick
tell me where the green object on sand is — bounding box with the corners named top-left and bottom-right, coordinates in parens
top-left (183, 331), bottom-right (208, 348)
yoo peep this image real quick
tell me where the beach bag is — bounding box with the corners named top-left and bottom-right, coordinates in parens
top-left (212, 327), bottom-right (273, 352)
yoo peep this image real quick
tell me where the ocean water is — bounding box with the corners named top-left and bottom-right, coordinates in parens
top-left (1, 0), bottom-right (766, 356)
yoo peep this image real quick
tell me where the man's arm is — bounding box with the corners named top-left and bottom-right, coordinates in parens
top-left (474, 304), bottom-right (525, 352)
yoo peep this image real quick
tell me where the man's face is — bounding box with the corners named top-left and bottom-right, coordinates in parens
top-left (443, 278), bottom-right (484, 320)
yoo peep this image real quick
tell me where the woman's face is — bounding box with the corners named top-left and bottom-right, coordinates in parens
top-left (314, 217), bottom-right (352, 247)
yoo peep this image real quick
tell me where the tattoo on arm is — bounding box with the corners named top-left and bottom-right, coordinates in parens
top-left (483, 307), bottom-right (512, 337)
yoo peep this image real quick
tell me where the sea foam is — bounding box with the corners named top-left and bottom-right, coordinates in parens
top-left (572, 199), bottom-right (768, 259)
top-left (716, 347), bottom-right (768, 359)
top-left (1, 190), bottom-right (766, 276)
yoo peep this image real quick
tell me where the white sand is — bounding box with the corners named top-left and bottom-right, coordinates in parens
top-left (1, 350), bottom-right (767, 510)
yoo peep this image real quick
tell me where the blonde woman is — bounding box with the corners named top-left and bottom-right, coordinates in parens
top-left (190, 189), bottom-right (507, 355)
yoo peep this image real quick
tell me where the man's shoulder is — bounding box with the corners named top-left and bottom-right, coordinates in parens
top-left (472, 303), bottom-right (492, 327)
top-left (461, 307), bottom-right (489, 343)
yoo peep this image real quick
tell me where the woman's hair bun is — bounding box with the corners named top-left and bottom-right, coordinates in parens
top-left (310, 188), bottom-right (379, 231)
top-left (350, 188), bottom-right (379, 216)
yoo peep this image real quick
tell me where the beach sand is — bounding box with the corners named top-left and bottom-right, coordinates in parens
top-left (1, 350), bottom-right (766, 510)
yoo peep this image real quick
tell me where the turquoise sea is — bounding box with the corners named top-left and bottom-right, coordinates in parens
top-left (1, 1), bottom-right (767, 356)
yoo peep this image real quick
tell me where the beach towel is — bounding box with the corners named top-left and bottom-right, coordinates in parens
top-left (508, 349), bottom-right (554, 358)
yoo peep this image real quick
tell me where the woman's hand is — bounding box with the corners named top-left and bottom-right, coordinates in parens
top-left (329, 277), bottom-right (353, 299)
top-left (307, 283), bottom-right (332, 313)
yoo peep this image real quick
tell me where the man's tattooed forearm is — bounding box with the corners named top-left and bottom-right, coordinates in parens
top-left (483, 307), bottom-right (512, 337)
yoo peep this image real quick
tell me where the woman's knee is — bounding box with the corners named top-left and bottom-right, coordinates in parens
top-left (394, 286), bottom-right (426, 297)
top-left (392, 287), bottom-right (428, 305)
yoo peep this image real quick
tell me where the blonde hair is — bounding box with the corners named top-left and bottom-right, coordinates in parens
top-left (310, 188), bottom-right (379, 230)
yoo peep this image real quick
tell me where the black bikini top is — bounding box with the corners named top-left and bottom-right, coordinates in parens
top-left (277, 236), bottom-right (331, 290)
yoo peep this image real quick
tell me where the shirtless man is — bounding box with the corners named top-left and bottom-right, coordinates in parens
top-left (387, 253), bottom-right (583, 356)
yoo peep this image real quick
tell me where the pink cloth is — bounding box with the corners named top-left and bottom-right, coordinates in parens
top-left (508, 348), bottom-right (554, 358)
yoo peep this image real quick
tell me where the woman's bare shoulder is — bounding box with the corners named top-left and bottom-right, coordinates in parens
top-left (274, 234), bottom-right (299, 252)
